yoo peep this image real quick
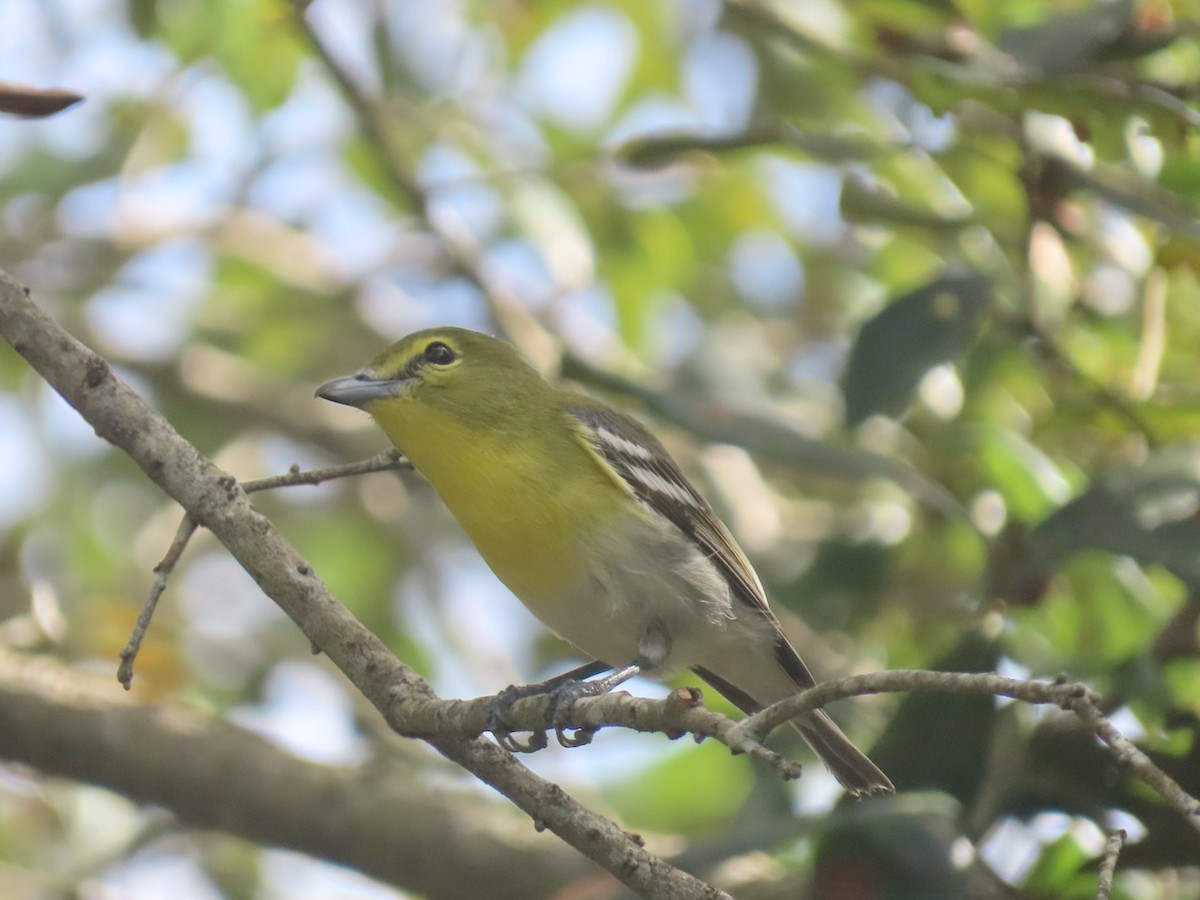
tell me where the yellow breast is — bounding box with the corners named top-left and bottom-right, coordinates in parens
top-left (370, 397), bottom-right (619, 605)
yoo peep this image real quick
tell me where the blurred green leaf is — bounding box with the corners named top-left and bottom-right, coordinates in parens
top-left (1020, 832), bottom-right (1100, 898)
top-left (159, 0), bottom-right (303, 110)
top-left (1029, 443), bottom-right (1200, 587)
top-left (129, 0), bottom-right (158, 38)
top-left (842, 273), bottom-right (991, 426)
top-left (840, 174), bottom-right (972, 231)
top-left (602, 210), bottom-right (696, 349)
top-left (975, 425), bottom-right (1071, 521)
top-left (998, 0), bottom-right (1135, 75)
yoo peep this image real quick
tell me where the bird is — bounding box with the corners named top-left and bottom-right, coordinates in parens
top-left (316, 327), bottom-right (893, 796)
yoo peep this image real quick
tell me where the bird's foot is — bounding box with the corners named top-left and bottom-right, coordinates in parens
top-left (484, 685), bottom-right (549, 753)
top-left (546, 678), bottom-right (609, 748)
top-left (483, 661), bottom-right (631, 751)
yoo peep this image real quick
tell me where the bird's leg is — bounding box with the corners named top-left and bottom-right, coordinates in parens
top-left (548, 622), bottom-right (671, 748)
top-left (485, 659), bottom-right (611, 752)
top-left (546, 660), bottom-right (645, 748)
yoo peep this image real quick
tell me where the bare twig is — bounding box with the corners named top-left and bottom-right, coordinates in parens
top-left (240, 449), bottom-right (411, 493)
top-left (738, 671), bottom-right (1200, 832)
top-left (290, 8), bottom-right (424, 209)
top-left (1095, 828), bottom-right (1127, 900)
top-left (117, 513), bottom-right (196, 690)
top-left (388, 668), bottom-right (1200, 829)
top-left (1072, 703), bottom-right (1199, 832)
top-left (390, 686), bottom-right (804, 781)
top-left (117, 450), bottom-right (413, 690)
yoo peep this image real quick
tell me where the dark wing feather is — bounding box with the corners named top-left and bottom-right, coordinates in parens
top-left (566, 401), bottom-right (776, 622)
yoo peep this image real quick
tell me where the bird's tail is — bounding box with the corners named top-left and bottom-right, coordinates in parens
top-left (792, 709), bottom-right (893, 796)
top-left (693, 647), bottom-right (893, 797)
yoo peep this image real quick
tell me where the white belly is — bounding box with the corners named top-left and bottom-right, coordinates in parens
top-left (532, 511), bottom-right (775, 675)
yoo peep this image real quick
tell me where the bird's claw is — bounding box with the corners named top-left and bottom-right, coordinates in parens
top-left (485, 677), bottom-right (608, 751)
top-left (493, 727), bottom-right (549, 753)
top-left (547, 678), bottom-right (606, 748)
top-left (555, 725), bottom-right (595, 748)
top-left (485, 685), bottom-right (549, 753)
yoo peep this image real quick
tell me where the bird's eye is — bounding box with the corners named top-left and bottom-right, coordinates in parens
top-left (423, 341), bottom-right (456, 366)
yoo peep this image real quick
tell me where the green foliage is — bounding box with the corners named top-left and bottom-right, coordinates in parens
top-left (1033, 443), bottom-right (1200, 586)
top-left (842, 273), bottom-right (991, 425)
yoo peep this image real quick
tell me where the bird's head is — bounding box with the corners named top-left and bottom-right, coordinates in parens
top-left (316, 327), bottom-right (549, 426)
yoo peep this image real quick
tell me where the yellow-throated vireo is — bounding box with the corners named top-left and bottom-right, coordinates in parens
top-left (317, 327), bottom-right (893, 796)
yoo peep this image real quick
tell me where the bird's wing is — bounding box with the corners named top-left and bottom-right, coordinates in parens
top-left (565, 401), bottom-right (776, 622)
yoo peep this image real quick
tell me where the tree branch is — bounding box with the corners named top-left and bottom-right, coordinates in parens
top-left (0, 271), bottom-right (728, 899)
top-left (390, 686), bottom-right (804, 780)
top-left (386, 666), bottom-right (1200, 838)
top-left (738, 670), bottom-right (1200, 832)
top-left (0, 648), bottom-right (592, 900)
top-left (1095, 828), bottom-right (1126, 900)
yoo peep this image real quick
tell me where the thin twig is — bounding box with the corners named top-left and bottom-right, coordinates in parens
top-left (241, 449), bottom-right (411, 493)
top-left (1095, 828), bottom-right (1126, 900)
top-left (117, 450), bottom-right (412, 689)
top-left (117, 513), bottom-right (196, 690)
top-left (291, 9), bottom-right (424, 209)
top-left (1072, 702), bottom-right (1200, 832)
top-left (737, 671), bottom-right (1200, 831)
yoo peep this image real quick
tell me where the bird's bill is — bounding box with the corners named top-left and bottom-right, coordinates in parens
top-left (315, 374), bottom-right (402, 409)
